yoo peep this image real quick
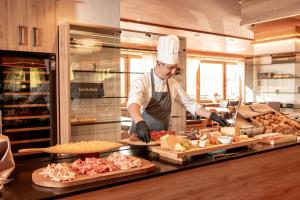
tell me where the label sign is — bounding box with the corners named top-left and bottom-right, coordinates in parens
top-left (71, 83), bottom-right (104, 99)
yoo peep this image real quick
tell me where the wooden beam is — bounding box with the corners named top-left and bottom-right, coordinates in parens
top-left (121, 18), bottom-right (253, 41)
top-left (187, 50), bottom-right (245, 60)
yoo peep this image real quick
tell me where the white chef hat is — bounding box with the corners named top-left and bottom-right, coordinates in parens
top-left (157, 35), bottom-right (179, 65)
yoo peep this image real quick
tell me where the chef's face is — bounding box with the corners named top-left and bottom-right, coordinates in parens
top-left (156, 61), bottom-right (177, 80)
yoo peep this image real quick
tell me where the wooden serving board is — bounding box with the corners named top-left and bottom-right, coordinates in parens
top-left (120, 138), bottom-right (160, 146)
top-left (149, 138), bottom-right (258, 163)
top-left (238, 104), bottom-right (276, 119)
top-left (32, 158), bottom-right (155, 188)
top-left (18, 141), bottom-right (123, 154)
top-left (255, 134), bottom-right (297, 145)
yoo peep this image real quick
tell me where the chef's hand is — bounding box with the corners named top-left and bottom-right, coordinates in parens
top-left (210, 112), bottom-right (229, 127)
top-left (136, 121), bottom-right (151, 143)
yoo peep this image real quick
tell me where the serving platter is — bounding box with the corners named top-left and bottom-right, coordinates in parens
top-left (32, 157), bottom-right (155, 188)
top-left (254, 133), bottom-right (297, 145)
top-left (149, 138), bottom-right (258, 163)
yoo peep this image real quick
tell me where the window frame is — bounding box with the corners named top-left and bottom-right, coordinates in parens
top-left (120, 54), bottom-right (143, 105)
top-left (192, 59), bottom-right (242, 102)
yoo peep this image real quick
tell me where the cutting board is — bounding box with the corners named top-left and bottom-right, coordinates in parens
top-left (120, 138), bottom-right (160, 146)
top-left (149, 138), bottom-right (258, 163)
top-left (254, 133), bottom-right (297, 145)
top-left (32, 157), bottom-right (155, 188)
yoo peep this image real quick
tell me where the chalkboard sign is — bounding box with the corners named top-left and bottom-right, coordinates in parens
top-left (71, 83), bottom-right (104, 99)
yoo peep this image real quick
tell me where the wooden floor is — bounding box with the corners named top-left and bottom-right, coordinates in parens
top-left (62, 145), bottom-right (300, 200)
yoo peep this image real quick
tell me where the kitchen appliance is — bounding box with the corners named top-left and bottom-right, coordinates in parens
top-left (0, 51), bottom-right (57, 158)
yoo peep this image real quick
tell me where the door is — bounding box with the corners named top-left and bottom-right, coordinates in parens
top-left (0, 0), bottom-right (8, 50)
top-left (7, 0), bottom-right (28, 51)
top-left (0, 0), bottom-right (56, 53)
top-left (27, 0), bottom-right (56, 53)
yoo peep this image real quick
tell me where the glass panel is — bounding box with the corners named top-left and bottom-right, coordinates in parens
top-left (66, 27), bottom-right (186, 141)
top-left (200, 63), bottom-right (223, 100)
top-left (69, 28), bottom-right (121, 142)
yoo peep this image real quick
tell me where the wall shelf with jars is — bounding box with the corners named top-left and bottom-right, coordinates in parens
top-left (246, 44), bottom-right (300, 112)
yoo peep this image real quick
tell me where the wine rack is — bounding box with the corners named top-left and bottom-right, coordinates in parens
top-left (0, 51), bottom-right (56, 158)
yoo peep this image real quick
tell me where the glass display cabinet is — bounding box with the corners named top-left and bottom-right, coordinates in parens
top-left (0, 51), bottom-right (56, 157)
top-left (58, 22), bottom-right (186, 144)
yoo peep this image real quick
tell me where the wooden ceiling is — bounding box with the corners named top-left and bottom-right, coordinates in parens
top-left (120, 0), bottom-right (254, 55)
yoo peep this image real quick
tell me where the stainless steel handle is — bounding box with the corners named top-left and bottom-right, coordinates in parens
top-left (18, 25), bottom-right (27, 45)
top-left (0, 110), bottom-right (2, 135)
top-left (32, 27), bottom-right (39, 47)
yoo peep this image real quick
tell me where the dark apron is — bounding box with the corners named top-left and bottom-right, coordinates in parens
top-left (129, 69), bottom-right (172, 132)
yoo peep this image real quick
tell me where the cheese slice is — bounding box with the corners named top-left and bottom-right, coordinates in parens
top-left (160, 134), bottom-right (187, 151)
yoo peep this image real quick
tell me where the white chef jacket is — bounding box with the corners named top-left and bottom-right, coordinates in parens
top-left (127, 71), bottom-right (211, 118)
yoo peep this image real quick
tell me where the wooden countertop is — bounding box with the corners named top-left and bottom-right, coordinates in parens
top-left (2, 141), bottom-right (300, 199)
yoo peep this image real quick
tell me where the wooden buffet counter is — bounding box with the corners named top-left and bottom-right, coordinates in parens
top-left (2, 142), bottom-right (300, 200)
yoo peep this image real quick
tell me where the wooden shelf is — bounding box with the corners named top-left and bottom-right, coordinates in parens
top-left (3, 126), bottom-right (50, 133)
top-left (3, 115), bottom-right (50, 120)
top-left (71, 120), bottom-right (130, 126)
top-left (2, 92), bottom-right (49, 96)
top-left (72, 70), bottom-right (143, 74)
top-left (247, 62), bottom-right (299, 66)
top-left (3, 80), bottom-right (49, 84)
top-left (254, 91), bottom-right (300, 94)
top-left (257, 77), bottom-right (300, 80)
top-left (245, 51), bottom-right (300, 58)
top-left (3, 104), bottom-right (49, 108)
top-left (2, 70), bottom-right (49, 75)
top-left (10, 138), bottom-right (50, 145)
top-left (0, 64), bottom-right (46, 69)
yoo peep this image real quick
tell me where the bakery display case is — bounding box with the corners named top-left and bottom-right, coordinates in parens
top-left (0, 51), bottom-right (57, 157)
top-left (58, 22), bottom-right (187, 144)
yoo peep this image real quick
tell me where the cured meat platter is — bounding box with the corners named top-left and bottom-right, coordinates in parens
top-left (32, 153), bottom-right (155, 188)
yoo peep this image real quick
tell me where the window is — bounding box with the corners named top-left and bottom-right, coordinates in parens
top-left (186, 58), bottom-right (200, 99)
top-left (120, 53), bottom-right (156, 104)
top-left (200, 62), bottom-right (223, 100)
top-left (226, 64), bottom-right (243, 99)
top-left (129, 57), bottom-right (143, 87)
top-left (186, 56), bottom-right (244, 101)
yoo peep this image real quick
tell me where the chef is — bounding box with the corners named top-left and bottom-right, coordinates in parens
top-left (127, 35), bottom-right (228, 143)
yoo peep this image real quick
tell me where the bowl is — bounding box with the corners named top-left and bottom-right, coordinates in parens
top-left (217, 136), bottom-right (233, 144)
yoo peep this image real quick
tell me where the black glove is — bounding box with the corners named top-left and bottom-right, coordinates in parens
top-left (136, 121), bottom-right (151, 143)
top-left (210, 112), bottom-right (229, 127)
